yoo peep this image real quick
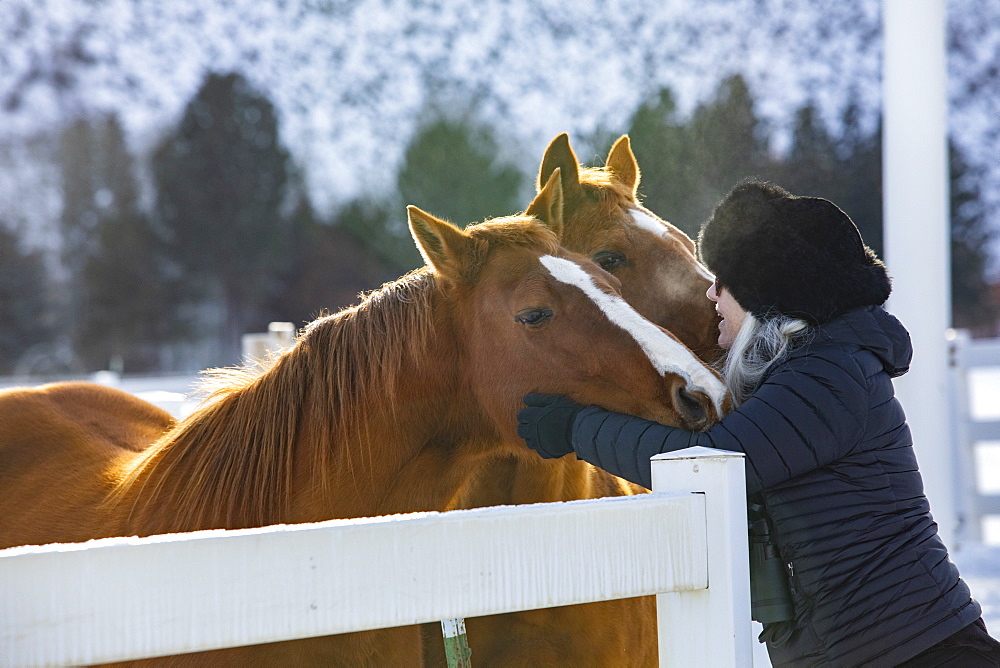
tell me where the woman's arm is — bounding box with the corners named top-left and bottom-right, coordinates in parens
top-left (570, 405), bottom-right (704, 489)
top-left (520, 348), bottom-right (869, 494)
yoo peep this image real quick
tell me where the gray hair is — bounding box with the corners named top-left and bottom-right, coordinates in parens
top-left (721, 313), bottom-right (812, 406)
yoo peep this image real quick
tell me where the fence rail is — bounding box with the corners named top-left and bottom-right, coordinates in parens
top-left (0, 447), bottom-right (751, 667)
top-left (948, 330), bottom-right (1000, 545)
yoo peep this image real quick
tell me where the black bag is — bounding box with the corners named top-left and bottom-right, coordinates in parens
top-left (748, 499), bottom-right (795, 646)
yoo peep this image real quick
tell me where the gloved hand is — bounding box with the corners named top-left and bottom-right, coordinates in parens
top-left (516, 393), bottom-right (586, 459)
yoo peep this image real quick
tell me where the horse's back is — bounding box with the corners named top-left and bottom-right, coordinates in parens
top-left (106, 625), bottom-right (423, 667)
top-left (0, 382), bottom-right (174, 548)
top-left (0, 381), bottom-right (174, 452)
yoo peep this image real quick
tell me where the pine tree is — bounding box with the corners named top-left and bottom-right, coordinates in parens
top-left (152, 72), bottom-right (294, 360)
top-left (949, 141), bottom-right (999, 331)
top-left (0, 223), bottom-right (54, 374)
top-left (57, 113), bottom-right (183, 370)
top-left (625, 87), bottom-right (701, 236)
top-left (687, 74), bottom-right (772, 221)
top-left (775, 100), bottom-right (881, 252)
top-left (835, 97), bottom-right (883, 257)
top-left (338, 197), bottom-right (423, 273)
top-left (57, 116), bottom-right (102, 361)
top-left (273, 197), bottom-right (399, 323)
top-left (75, 115), bottom-right (182, 372)
top-left (626, 76), bottom-right (773, 237)
top-left (782, 103), bottom-right (840, 194)
top-left (397, 116), bottom-right (525, 230)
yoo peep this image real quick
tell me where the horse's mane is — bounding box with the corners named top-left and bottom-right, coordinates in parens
top-left (113, 268), bottom-right (439, 531)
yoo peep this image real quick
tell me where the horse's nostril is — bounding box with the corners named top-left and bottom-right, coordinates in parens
top-left (675, 385), bottom-right (711, 432)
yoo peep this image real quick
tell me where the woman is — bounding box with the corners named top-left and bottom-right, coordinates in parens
top-left (517, 180), bottom-right (1000, 666)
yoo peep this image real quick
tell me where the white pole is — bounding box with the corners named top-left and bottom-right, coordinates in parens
top-left (652, 446), bottom-right (752, 667)
top-left (882, 0), bottom-right (954, 546)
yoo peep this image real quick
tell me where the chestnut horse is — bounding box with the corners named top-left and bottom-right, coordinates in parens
top-left (433, 135), bottom-right (726, 667)
top-left (0, 172), bottom-right (727, 666)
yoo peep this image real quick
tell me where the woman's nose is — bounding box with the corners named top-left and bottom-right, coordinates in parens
top-left (706, 282), bottom-right (718, 302)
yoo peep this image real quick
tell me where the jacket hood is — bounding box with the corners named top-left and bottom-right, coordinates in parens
top-left (817, 306), bottom-right (912, 377)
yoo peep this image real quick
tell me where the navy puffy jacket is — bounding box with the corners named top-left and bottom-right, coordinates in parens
top-left (569, 306), bottom-right (981, 666)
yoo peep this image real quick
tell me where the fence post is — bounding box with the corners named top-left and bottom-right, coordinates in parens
top-left (440, 618), bottom-right (472, 668)
top-left (241, 322), bottom-right (296, 364)
top-left (947, 328), bottom-right (980, 547)
top-left (652, 446), bottom-right (751, 667)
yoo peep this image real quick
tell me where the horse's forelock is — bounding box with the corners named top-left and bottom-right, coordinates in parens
top-left (465, 216), bottom-right (562, 259)
top-left (577, 166), bottom-right (637, 204)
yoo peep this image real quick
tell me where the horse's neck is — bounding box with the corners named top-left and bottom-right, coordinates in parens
top-left (289, 374), bottom-right (496, 520)
top-left (114, 281), bottom-right (551, 531)
top-left (117, 320), bottom-right (488, 533)
top-left (451, 455), bottom-right (646, 510)
top-left (280, 309), bottom-right (513, 520)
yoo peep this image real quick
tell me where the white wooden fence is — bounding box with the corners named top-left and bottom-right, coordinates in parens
top-left (0, 447), bottom-right (751, 667)
top-left (948, 330), bottom-right (1000, 546)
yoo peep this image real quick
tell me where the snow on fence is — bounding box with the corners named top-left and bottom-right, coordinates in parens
top-left (0, 448), bottom-right (751, 668)
top-left (948, 330), bottom-right (1000, 546)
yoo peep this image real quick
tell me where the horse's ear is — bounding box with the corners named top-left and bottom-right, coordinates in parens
top-left (526, 168), bottom-right (564, 239)
top-left (538, 133), bottom-right (584, 201)
top-left (407, 206), bottom-right (474, 281)
top-left (606, 135), bottom-right (640, 196)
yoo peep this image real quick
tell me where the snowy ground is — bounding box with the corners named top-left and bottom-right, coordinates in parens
top-left (3, 368), bottom-right (999, 664)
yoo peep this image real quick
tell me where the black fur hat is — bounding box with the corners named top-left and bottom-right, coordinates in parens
top-left (697, 180), bottom-right (891, 324)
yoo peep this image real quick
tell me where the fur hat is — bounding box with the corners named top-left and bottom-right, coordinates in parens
top-left (697, 180), bottom-right (891, 324)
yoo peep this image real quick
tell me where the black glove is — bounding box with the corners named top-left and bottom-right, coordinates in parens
top-left (517, 393), bottom-right (586, 459)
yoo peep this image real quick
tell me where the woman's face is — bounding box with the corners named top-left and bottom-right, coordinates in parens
top-left (706, 279), bottom-right (748, 350)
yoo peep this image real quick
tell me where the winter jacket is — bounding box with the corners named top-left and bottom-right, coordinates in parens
top-left (568, 306), bottom-right (981, 666)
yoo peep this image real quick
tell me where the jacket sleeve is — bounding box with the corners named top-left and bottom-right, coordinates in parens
top-left (570, 346), bottom-right (870, 494)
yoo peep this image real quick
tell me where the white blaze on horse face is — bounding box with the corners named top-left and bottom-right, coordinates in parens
top-left (539, 255), bottom-right (727, 414)
top-left (630, 208), bottom-right (715, 281)
top-left (629, 208), bottom-right (669, 239)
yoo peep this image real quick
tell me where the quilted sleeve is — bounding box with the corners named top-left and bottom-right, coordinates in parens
top-left (570, 345), bottom-right (870, 494)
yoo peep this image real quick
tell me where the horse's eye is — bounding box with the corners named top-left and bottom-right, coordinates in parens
top-left (515, 307), bottom-right (554, 326)
top-left (593, 250), bottom-right (627, 273)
